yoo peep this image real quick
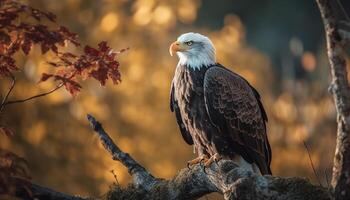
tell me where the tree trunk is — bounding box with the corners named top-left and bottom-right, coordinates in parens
top-left (316, 0), bottom-right (350, 199)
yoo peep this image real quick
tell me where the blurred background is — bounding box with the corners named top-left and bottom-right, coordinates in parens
top-left (1, 0), bottom-right (350, 199)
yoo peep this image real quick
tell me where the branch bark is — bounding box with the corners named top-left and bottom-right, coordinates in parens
top-left (86, 114), bottom-right (157, 191)
top-left (14, 177), bottom-right (87, 200)
top-left (316, 1), bottom-right (350, 200)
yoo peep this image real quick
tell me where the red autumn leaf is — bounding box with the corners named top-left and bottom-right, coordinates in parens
top-left (98, 41), bottom-right (109, 52)
top-left (108, 69), bottom-right (121, 84)
top-left (84, 45), bottom-right (99, 57)
top-left (21, 39), bottom-right (32, 55)
top-left (40, 43), bottom-right (49, 54)
top-left (30, 8), bottom-right (41, 21)
top-left (58, 26), bottom-right (74, 37)
top-left (61, 52), bottom-right (77, 58)
top-left (54, 70), bottom-right (69, 77)
top-left (59, 56), bottom-right (73, 66)
top-left (50, 44), bottom-right (58, 53)
top-left (105, 52), bottom-right (116, 61)
top-left (0, 31), bottom-right (11, 45)
top-left (0, 127), bottom-right (14, 137)
top-left (39, 73), bottom-right (53, 82)
top-left (44, 11), bottom-right (56, 22)
top-left (90, 66), bottom-right (109, 86)
top-left (47, 61), bottom-right (58, 67)
top-left (0, 56), bottom-right (19, 77)
top-left (64, 80), bottom-right (81, 96)
top-left (7, 40), bottom-right (21, 56)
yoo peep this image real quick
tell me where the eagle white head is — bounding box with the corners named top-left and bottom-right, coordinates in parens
top-left (169, 32), bottom-right (216, 70)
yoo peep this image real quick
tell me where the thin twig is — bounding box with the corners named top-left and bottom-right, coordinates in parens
top-left (324, 168), bottom-right (330, 188)
top-left (303, 141), bottom-right (322, 186)
top-left (110, 169), bottom-right (120, 185)
top-left (2, 69), bottom-right (78, 107)
top-left (0, 74), bottom-right (16, 113)
top-left (3, 83), bottom-right (64, 106)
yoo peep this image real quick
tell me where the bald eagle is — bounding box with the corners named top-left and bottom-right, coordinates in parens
top-left (169, 32), bottom-right (272, 175)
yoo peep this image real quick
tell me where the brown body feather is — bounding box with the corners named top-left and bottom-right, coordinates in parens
top-left (170, 64), bottom-right (271, 175)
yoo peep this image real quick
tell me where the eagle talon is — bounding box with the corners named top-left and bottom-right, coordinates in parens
top-left (203, 165), bottom-right (209, 174)
top-left (215, 158), bottom-right (220, 166)
top-left (187, 155), bottom-right (209, 169)
top-left (187, 162), bottom-right (192, 170)
top-left (204, 153), bottom-right (221, 167)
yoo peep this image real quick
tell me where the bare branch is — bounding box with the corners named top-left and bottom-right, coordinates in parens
top-left (303, 141), bottom-right (322, 186)
top-left (86, 114), bottom-right (331, 200)
top-left (316, 0), bottom-right (350, 199)
top-left (0, 74), bottom-right (16, 113)
top-left (86, 114), bottom-right (157, 191)
top-left (13, 177), bottom-right (87, 200)
top-left (3, 83), bottom-right (64, 106)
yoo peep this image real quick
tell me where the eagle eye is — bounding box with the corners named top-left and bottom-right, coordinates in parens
top-left (185, 41), bottom-right (193, 46)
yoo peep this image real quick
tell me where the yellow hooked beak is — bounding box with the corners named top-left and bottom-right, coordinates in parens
top-left (169, 41), bottom-right (187, 56)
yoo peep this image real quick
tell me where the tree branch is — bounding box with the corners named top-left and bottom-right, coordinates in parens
top-left (85, 114), bottom-right (331, 200)
top-left (3, 83), bottom-right (63, 106)
top-left (9, 114), bottom-right (331, 200)
top-left (316, 1), bottom-right (350, 200)
top-left (0, 74), bottom-right (16, 113)
top-left (13, 177), bottom-right (87, 200)
top-left (86, 114), bottom-right (157, 191)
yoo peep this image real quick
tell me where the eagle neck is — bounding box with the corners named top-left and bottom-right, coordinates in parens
top-left (175, 64), bottom-right (213, 92)
top-left (178, 55), bottom-right (216, 70)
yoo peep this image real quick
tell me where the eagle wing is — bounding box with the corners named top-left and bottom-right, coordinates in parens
top-left (203, 66), bottom-right (271, 174)
top-left (170, 80), bottom-right (194, 145)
